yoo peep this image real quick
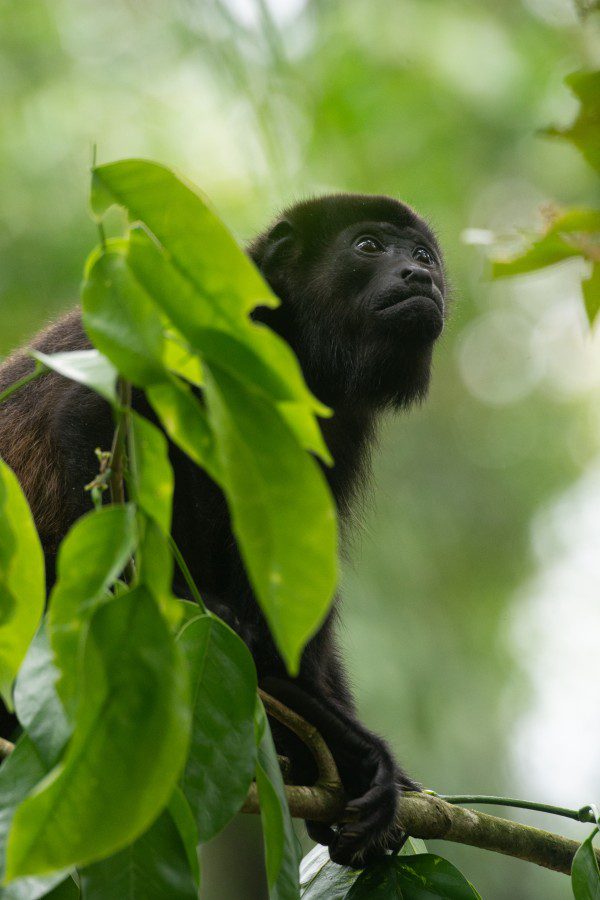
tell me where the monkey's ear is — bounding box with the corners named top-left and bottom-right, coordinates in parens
top-left (267, 219), bottom-right (294, 243)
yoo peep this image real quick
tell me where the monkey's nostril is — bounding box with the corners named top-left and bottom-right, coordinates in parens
top-left (401, 265), bottom-right (432, 284)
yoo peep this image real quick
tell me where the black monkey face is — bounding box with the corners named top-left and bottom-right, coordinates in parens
top-left (323, 220), bottom-right (445, 343)
top-left (249, 194), bottom-right (447, 409)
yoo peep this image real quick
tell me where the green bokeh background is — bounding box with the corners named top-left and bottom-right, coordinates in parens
top-left (1, 2), bottom-right (599, 898)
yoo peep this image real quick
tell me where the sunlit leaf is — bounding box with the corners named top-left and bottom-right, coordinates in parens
top-left (130, 412), bottom-right (174, 533)
top-left (5, 587), bottom-right (190, 878)
top-left (81, 246), bottom-right (165, 386)
top-left (47, 504), bottom-right (137, 715)
top-left (0, 459), bottom-right (45, 710)
top-left (29, 350), bottom-right (118, 406)
top-left (177, 615), bottom-right (256, 842)
top-left (572, 829), bottom-right (600, 900)
top-left (204, 364), bottom-right (337, 674)
top-left (491, 233), bottom-right (581, 278)
top-left (147, 379), bottom-right (221, 483)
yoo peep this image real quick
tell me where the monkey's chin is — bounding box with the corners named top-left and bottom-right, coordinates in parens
top-left (377, 295), bottom-right (444, 342)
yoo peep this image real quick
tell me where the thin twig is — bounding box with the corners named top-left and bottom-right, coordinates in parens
top-left (0, 361), bottom-right (46, 405)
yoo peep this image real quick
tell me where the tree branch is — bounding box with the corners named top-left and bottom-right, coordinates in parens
top-left (248, 692), bottom-right (600, 878)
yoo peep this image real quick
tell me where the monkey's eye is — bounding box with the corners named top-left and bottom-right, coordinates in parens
top-left (355, 236), bottom-right (385, 254)
top-left (412, 246), bottom-right (435, 265)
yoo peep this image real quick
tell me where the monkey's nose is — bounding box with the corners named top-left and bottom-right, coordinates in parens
top-left (400, 264), bottom-right (433, 288)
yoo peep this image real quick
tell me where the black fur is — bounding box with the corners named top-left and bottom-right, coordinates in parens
top-left (0, 193), bottom-right (446, 866)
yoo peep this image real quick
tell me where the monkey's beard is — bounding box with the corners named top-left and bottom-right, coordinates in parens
top-left (299, 322), bottom-right (436, 413)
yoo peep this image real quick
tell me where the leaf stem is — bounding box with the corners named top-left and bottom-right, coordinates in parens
top-left (168, 533), bottom-right (206, 611)
top-left (437, 795), bottom-right (598, 824)
top-left (0, 361), bottom-right (46, 404)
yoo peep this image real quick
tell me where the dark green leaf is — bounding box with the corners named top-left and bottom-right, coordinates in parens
top-left (5, 587), bottom-right (191, 878)
top-left (0, 459), bottom-right (45, 710)
top-left (572, 829), bottom-right (600, 900)
top-left (47, 504), bottom-right (137, 715)
top-left (348, 854), bottom-right (481, 899)
top-left (177, 615), bottom-right (256, 843)
top-left (204, 364), bottom-right (337, 674)
top-left (255, 702), bottom-right (301, 900)
top-left (168, 787), bottom-right (201, 888)
top-left (79, 807), bottom-right (198, 899)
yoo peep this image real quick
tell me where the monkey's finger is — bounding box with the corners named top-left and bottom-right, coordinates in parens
top-left (306, 820), bottom-right (336, 847)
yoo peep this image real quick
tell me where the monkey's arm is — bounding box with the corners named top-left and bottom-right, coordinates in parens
top-left (261, 642), bottom-right (417, 867)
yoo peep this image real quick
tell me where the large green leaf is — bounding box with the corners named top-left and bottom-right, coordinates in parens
top-left (47, 504), bottom-right (137, 715)
top-left (177, 615), bottom-right (256, 843)
top-left (299, 844), bottom-right (359, 900)
top-left (79, 807), bottom-right (198, 899)
top-left (204, 364), bottom-right (337, 674)
top-left (13, 623), bottom-right (70, 768)
top-left (255, 701), bottom-right (301, 900)
top-left (5, 587), bottom-right (191, 878)
top-left (572, 829), bottom-right (600, 900)
top-left (347, 854), bottom-right (481, 899)
top-left (0, 459), bottom-right (45, 710)
top-left (90, 159), bottom-right (277, 317)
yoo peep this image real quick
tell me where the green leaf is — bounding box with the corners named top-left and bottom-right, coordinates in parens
top-left (136, 515), bottom-right (177, 623)
top-left (126, 224), bottom-right (330, 457)
top-left (299, 844), bottom-right (360, 900)
top-left (79, 807), bottom-right (198, 899)
top-left (130, 412), bottom-right (174, 534)
top-left (546, 70), bottom-right (600, 174)
top-left (36, 877), bottom-right (79, 898)
top-left (81, 246), bottom-right (166, 386)
top-left (572, 829), bottom-right (600, 900)
top-left (168, 787), bottom-right (201, 888)
top-left (28, 350), bottom-right (118, 405)
top-left (255, 702), bottom-right (301, 900)
top-left (91, 159), bottom-right (278, 317)
top-left (13, 623), bottom-right (70, 767)
top-left (177, 615), bottom-right (256, 843)
top-left (5, 587), bottom-right (191, 878)
top-left (583, 264), bottom-right (600, 326)
top-left (492, 233), bottom-right (581, 278)
top-left (47, 504), bottom-right (137, 715)
top-left (0, 458), bottom-right (45, 710)
top-left (348, 854), bottom-right (481, 899)
top-left (147, 379), bottom-right (221, 483)
top-left (204, 364), bottom-right (337, 674)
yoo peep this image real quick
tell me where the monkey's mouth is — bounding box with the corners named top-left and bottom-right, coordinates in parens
top-left (374, 287), bottom-right (444, 318)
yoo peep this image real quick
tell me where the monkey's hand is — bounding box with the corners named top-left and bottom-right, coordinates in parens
top-left (261, 677), bottom-right (419, 868)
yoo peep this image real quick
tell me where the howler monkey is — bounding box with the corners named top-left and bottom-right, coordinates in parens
top-left (0, 194), bottom-right (446, 867)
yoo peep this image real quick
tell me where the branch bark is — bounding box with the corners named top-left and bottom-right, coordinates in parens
top-left (250, 690), bottom-right (599, 878)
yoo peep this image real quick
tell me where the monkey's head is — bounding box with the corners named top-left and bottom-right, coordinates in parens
top-left (249, 194), bottom-right (447, 410)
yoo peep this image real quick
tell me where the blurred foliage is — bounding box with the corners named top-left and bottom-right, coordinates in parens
top-left (1, 1), bottom-right (600, 898)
